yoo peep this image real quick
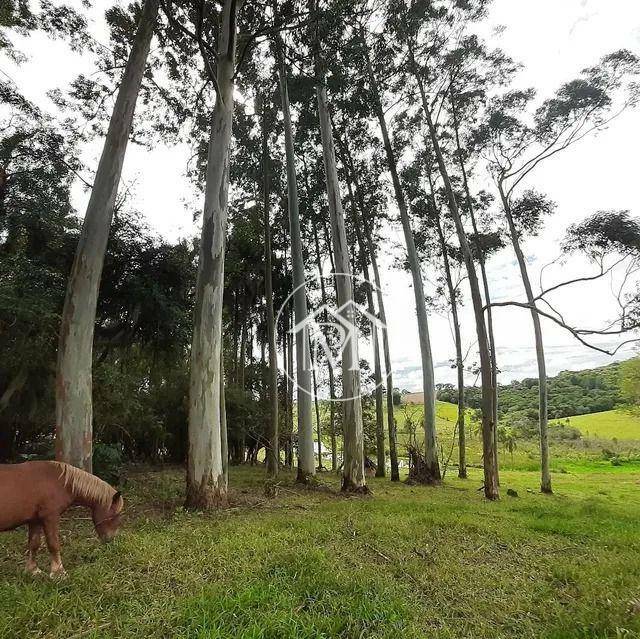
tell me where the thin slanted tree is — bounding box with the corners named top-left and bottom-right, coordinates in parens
top-left (337, 132), bottom-right (400, 481)
top-left (261, 93), bottom-right (279, 478)
top-left (309, 0), bottom-right (367, 492)
top-left (56, 0), bottom-right (160, 471)
top-left (387, 0), bottom-right (499, 497)
top-left (336, 133), bottom-right (385, 477)
top-left (477, 50), bottom-right (640, 493)
top-left (358, 22), bottom-right (441, 483)
top-left (272, 25), bottom-right (315, 482)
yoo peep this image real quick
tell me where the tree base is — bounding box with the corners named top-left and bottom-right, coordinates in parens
top-left (483, 485), bottom-right (500, 501)
top-left (185, 475), bottom-right (228, 510)
top-left (341, 478), bottom-right (372, 495)
top-left (296, 467), bottom-right (315, 485)
top-left (540, 485), bottom-right (553, 495)
top-left (458, 468), bottom-right (468, 479)
top-left (406, 446), bottom-right (442, 485)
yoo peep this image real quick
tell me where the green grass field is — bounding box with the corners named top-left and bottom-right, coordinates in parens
top-left (1, 465), bottom-right (639, 638)
top-left (396, 402), bottom-right (640, 443)
top-left (386, 403), bottom-right (640, 474)
top-left (552, 409), bottom-right (640, 441)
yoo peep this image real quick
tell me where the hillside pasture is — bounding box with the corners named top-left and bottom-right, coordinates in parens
top-left (552, 409), bottom-right (640, 441)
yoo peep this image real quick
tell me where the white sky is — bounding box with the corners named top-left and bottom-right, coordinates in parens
top-left (5, 0), bottom-right (640, 392)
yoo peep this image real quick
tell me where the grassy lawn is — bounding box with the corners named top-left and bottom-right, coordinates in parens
top-left (552, 410), bottom-right (640, 441)
top-left (1, 465), bottom-right (640, 638)
top-left (387, 402), bottom-right (640, 474)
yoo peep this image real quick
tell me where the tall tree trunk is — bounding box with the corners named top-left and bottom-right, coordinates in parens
top-left (302, 167), bottom-right (340, 475)
top-left (55, 0), bottom-right (160, 471)
top-left (449, 87), bottom-right (499, 477)
top-left (275, 39), bottom-right (315, 482)
top-left (411, 48), bottom-right (498, 499)
top-left (362, 35), bottom-right (440, 482)
top-left (365, 231), bottom-right (399, 481)
top-left (341, 166), bottom-right (385, 477)
top-left (239, 309), bottom-right (247, 391)
top-left (232, 290), bottom-right (240, 383)
top-left (186, 0), bottom-right (239, 509)
top-left (261, 97), bottom-right (279, 478)
top-left (287, 313), bottom-right (295, 469)
top-left (498, 185), bottom-right (552, 494)
top-left (310, 342), bottom-right (324, 470)
top-left (221, 358), bottom-right (228, 483)
top-left (338, 138), bottom-right (400, 481)
top-left (314, 82), bottom-right (367, 492)
top-left (429, 186), bottom-right (466, 478)
top-left (282, 312), bottom-right (292, 469)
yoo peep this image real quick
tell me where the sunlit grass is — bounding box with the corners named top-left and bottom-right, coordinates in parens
top-left (551, 409), bottom-right (640, 441)
top-left (1, 465), bottom-right (640, 638)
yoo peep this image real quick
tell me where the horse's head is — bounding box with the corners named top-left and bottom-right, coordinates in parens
top-left (92, 491), bottom-right (124, 543)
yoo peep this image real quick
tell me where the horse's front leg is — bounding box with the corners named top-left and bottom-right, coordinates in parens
top-left (25, 522), bottom-right (43, 575)
top-left (42, 516), bottom-right (66, 579)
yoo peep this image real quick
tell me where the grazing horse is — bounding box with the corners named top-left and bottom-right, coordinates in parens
top-left (0, 461), bottom-right (124, 578)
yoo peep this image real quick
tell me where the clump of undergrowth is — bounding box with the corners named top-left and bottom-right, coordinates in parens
top-left (405, 445), bottom-right (441, 485)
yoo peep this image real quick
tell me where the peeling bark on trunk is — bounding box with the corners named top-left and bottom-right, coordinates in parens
top-left (186, 0), bottom-right (239, 510)
top-left (499, 186), bottom-right (552, 494)
top-left (275, 39), bottom-right (315, 482)
top-left (261, 99), bottom-right (279, 478)
top-left (362, 37), bottom-right (440, 482)
top-left (55, 0), bottom-right (160, 472)
top-left (315, 83), bottom-right (367, 493)
top-left (412, 51), bottom-right (498, 499)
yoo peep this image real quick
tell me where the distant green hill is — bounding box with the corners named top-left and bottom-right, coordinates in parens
top-left (552, 409), bottom-right (640, 441)
top-left (437, 361), bottom-right (624, 421)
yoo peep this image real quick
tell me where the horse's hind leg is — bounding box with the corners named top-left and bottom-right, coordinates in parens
top-left (42, 517), bottom-right (66, 579)
top-left (25, 522), bottom-right (42, 575)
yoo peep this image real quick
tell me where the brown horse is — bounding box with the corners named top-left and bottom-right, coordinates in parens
top-left (0, 460), bottom-right (124, 578)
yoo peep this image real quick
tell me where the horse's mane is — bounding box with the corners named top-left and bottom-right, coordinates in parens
top-left (54, 462), bottom-right (114, 507)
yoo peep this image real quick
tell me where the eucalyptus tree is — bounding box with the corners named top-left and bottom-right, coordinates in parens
top-left (260, 94), bottom-right (279, 477)
top-left (336, 133), bottom-right (400, 480)
top-left (272, 18), bottom-right (315, 482)
top-left (384, 0), bottom-right (499, 497)
top-left (477, 50), bottom-right (640, 493)
top-left (179, 0), bottom-right (245, 508)
top-left (356, 11), bottom-right (441, 484)
top-left (306, 0), bottom-right (367, 491)
top-left (563, 211), bottom-right (640, 339)
top-left (298, 150), bottom-right (339, 471)
top-left (56, 0), bottom-right (160, 471)
top-left (402, 149), bottom-right (469, 479)
top-left (0, 0), bottom-right (91, 62)
top-left (333, 129), bottom-right (387, 478)
top-left (443, 36), bottom-right (517, 464)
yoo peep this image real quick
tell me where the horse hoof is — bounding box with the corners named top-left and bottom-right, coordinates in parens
top-left (25, 567), bottom-right (42, 576)
top-left (50, 569), bottom-right (67, 580)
